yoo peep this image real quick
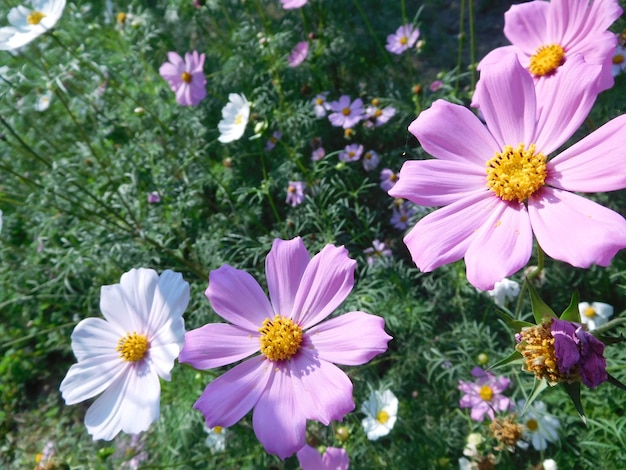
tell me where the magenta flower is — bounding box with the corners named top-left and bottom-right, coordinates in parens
top-left (551, 319), bottom-right (607, 388)
top-left (478, 0), bottom-right (622, 92)
top-left (429, 80), bottom-right (444, 92)
top-left (385, 24), bottom-right (420, 55)
top-left (281, 0), bottom-right (307, 9)
top-left (459, 367), bottom-right (512, 422)
top-left (158, 51), bottom-right (207, 106)
top-left (286, 180), bottom-right (306, 207)
top-left (288, 41), bottom-right (309, 67)
top-left (147, 191), bottom-right (161, 204)
top-left (389, 53), bottom-right (626, 290)
top-left (328, 95), bottom-right (364, 129)
top-left (339, 143), bottom-right (364, 162)
top-left (297, 445), bottom-right (349, 470)
top-left (179, 238), bottom-right (392, 459)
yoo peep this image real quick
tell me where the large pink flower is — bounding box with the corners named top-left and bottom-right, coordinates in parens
top-left (179, 237), bottom-right (391, 459)
top-left (389, 53), bottom-right (626, 290)
top-left (478, 0), bottom-right (622, 93)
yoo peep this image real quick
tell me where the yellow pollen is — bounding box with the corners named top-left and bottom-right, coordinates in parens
top-left (584, 306), bottom-right (597, 318)
top-left (400, 215), bottom-right (408, 222)
top-left (234, 113), bottom-right (243, 125)
top-left (526, 419), bottom-right (538, 431)
top-left (390, 173), bottom-right (398, 182)
top-left (181, 71), bottom-right (192, 83)
top-left (374, 109), bottom-right (383, 117)
top-left (399, 36), bottom-right (408, 45)
top-left (486, 143), bottom-right (547, 203)
top-left (376, 410), bottom-right (390, 424)
top-left (27, 11), bottom-right (46, 25)
top-left (348, 151), bottom-right (355, 157)
top-left (259, 315), bottom-right (303, 362)
top-left (529, 44), bottom-right (565, 77)
top-left (342, 107), bottom-right (351, 116)
top-left (213, 426), bottom-right (223, 434)
top-left (365, 152), bottom-right (372, 160)
top-left (479, 385), bottom-right (494, 401)
top-left (117, 332), bottom-right (149, 362)
top-left (613, 54), bottom-right (624, 65)
top-left (371, 98), bottom-right (380, 106)
top-left (316, 98), bottom-right (324, 105)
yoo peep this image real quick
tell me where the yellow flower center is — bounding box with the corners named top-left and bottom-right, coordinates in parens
top-left (374, 108), bottom-right (383, 117)
top-left (526, 418), bottom-right (538, 431)
top-left (348, 151), bottom-right (355, 157)
top-left (259, 315), bottom-right (303, 362)
top-left (613, 54), bottom-right (624, 65)
top-left (376, 410), bottom-right (390, 424)
top-left (213, 426), bottom-right (223, 434)
top-left (583, 306), bottom-right (596, 318)
top-left (399, 36), bottom-right (408, 45)
top-left (234, 113), bottom-right (244, 125)
top-left (316, 97), bottom-right (324, 105)
top-left (181, 71), bottom-right (192, 83)
top-left (486, 143), bottom-right (547, 203)
top-left (117, 12), bottom-right (127, 24)
top-left (365, 152), bottom-right (372, 160)
top-left (478, 385), bottom-right (494, 401)
top-left (390, 173), bottom-right (398, 182)
top-left (27, 11), bottom-right (46, 25)
top-left (529, 44), bottom-right (565, 77)
top-left (342, 107), bottom-right (351, 116)
top-left (117, 332), bottom-right (149, 362)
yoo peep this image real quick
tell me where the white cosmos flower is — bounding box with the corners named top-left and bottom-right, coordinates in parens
top-left (35, 90), bottom-right (52, 111)
top-left (578, 301), bottom-right (614, 331)
top-left (217, 93), bottom-right (250, 143)
top-left (204, 425), bottom-right (227, 453)
top-left (60, 268), bottom-right (189, 440)
top-left (361, 388), bottom-right (398, 440)
top-left (517, 400), bottom-right (560, 451)
top-left (486, 277), bottom-right (519, 308)
top-left (0, 0), bottom-right (66, 51)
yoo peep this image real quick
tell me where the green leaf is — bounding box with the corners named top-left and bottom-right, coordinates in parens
top-left (563, 381), bottom-right (586, 425)
top-left (489, 350), bottom-right (523, 370)
top-left (559, 290), bottom-right (581, 322)
top-left (607, 373), bottom-right (626, 392)
top-left (521, 377), bottom-right (549, 415)
top-left (527, 280), bottom-right (557, 324)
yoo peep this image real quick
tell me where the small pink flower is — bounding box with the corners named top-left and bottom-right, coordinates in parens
top-left (286, 181), bottom-right (306, 207)
top-left (379, 168), bottom-right (398, 192)
top-left (147, 191), bottom-right (161, 204)
top-left (429, 80), bottom-right (444, 92)
top-left (297, 445), bottom-right (349, 470)
top-left (312, 92), bottom-right (330, 118)
top-left (390, 201), bottom-right (416, 231)
top-left (311, 146), bottom-right (326, 161)
top-left (366, 105), bottom-right (396, 127)
top-left (363, 150), bottom-right (380, 171)
top-left (288, 41), bottom-right (309, 67)
top-left (459, 367), bottom-right (512, 422)
top-left (364, 239), bottom-right (392, 266)
top-left (385, 24), bottom-right (420, 55)
top-left (328, 95), bottom-right (364, 129)
top-left (159, 51), bottom-right (207, 106)
top-left (281, 0), bottom-right (308, 9)
top-left (339, 143), bottom-right (364, 162)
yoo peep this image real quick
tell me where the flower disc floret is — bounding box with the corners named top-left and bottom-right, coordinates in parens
top-left (529, 44), bottom-right (565, 77)
top-left (516, 321), bottom-right (569, 385)
top-left (486, 143), bottom-right (547, 203)
top-left (376, 410), bottom-right (390, 424)
top-left (28, 11), bottom-right (46, 24)
top-left (259, 315), bottom-right (303, 361)
top-left (117, 332), bottom-right (150, 362)
top-left (478, 385), bottom-right (493, 401)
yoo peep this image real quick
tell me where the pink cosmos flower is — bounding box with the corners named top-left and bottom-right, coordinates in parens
top-left (478, 0), bottom-right (622, 93)
top-left (364, 239), bottom-right (392, 266)
top-left (459, 367), bottom-right (512, 422)
top-left (297, 445), bottom-right (350, 470)
top-left (179, 238), bottom-right (392, 459)
top-left (288, 41), bottom-right (309, 67)
top-left (362, 149), bottom-right (380, 171)
top-left (390, 201), bottom-right (416, 231)
top-left (379, 168), bottom-right (398, 192)
top-left (429, 80), bottom-right (444, 92)
top-left (281, 0), bottom-right (307, 9)
top-left (612, 44), bottom-right (626, 77)
top-left (365, 105), bottom-right (396, 127)
top-left (339, 143), bottom-right (364, 162)
top-left (312, 146), bottom-right (326, 161)
top-left (385, 24), bottom-right (420, 55)
top-left (312, 92), bottom-right (330, 118)
top-left (328, 95), bottom-right (364, 129)
top-left (389, 53), bottom-right (626, 290)
top-left (159, 51), bottom-right (207, 106)
top-left (286, 180), bottom-right (306, 207)
top-left (147, 191), bottom-right (161, 204)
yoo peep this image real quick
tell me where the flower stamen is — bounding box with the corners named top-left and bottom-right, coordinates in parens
top-left (376, 410), bottom-right (390, 424)
top-left (27, 11), bottom-right (46, 25)
top-left (479, 385), bottom-right (494, 401)
top-left (259, 315), bottom-right (303, 362)
top-left (529, 44), bottom-right (565, 77)
top-left (181, 71), bottom-right (192, 83)
top-left (117, 332), bottom-right (150, 362)
top-left (583, 306), bottom-right (596, 318)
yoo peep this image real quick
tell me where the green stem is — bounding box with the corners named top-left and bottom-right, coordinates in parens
top-left (352, 0), bottom-right (393, 67)
top-left (514, 242), bottom-right (545, 318)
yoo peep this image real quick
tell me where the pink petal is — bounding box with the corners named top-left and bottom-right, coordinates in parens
top-left (323, 447), bottom-right (350, 469)
top-left (179, 323), bottom-right (259, 369)
top-left (402, 190), bottom-right (494, 272)
top-left (529, 187), bottom-right (626, 267)
top-left (289, 350), bottom-right (355, 425)
top-left (266, 237), bottom-right (310, 317)
top-left (475, 53), bottom-right (537, 148)
top-left (503, 1), bottom-right (550, 55)
top-left (534, 55), bottom-right (601, 155)
top-left (252, 365), bottom-right (306, 459)
top-left (194, 355), bottom-right (271, 428)
top-left (547, 114), bottom-right (626, 192)
top-left (205, 265), bottom-right (274, 331)
top-left (297, 445), bottom-right (323, 470)
top-left (305, 311), bottom-right (391, 365)
top-left (465, 199), bottom-right (533, 291)
top-left (166, 51), bottom-right (184, 68)
top-left (408, 100), bottom-right (498, 166)
top-left (389, 159), bottom-right (486, 207)
top-left (159, 62), bottom-right (182, 83)
top-left (549, 0), bottom-right (622, 48)
top-left (291, 244), bottom-right (355, 330)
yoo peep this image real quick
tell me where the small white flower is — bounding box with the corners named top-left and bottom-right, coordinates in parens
top-left (204, 425), bottom-right (227, 453)
top-left (218, 93), bottom-right (250, 143)
top-left (612, 45), bottom-right (626, 77)
top-left (34, 90), bottom-right (52, 111)
top-left (0, 0), bottom-right (66, 51)
top-left (542, 458), bottom-right (558, 470)
top-left (361, 388), bottom-right (398, 440)
top-left (517, 400), bottom-right (560, 451)
top-left (486, 278), bottom-right (519, 307)
top-left (578, 301), bottom-right (613, 331)
top-left (463, 432), bottom-right (483, 457)
top-left (60, 268), bottom-right (189, 440)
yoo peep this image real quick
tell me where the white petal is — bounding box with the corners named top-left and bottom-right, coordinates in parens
top-left (60, 355), bottom-right (125, 405)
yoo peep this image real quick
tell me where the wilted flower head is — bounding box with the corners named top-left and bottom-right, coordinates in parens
top-left (578, 301), bottom-right (614, 331)
top-left (517, 400), bottom-right (560, 451)
top-left (328, 95), bottom-right (364, 129)
top-left (217, 93), bottom-right (250, 143)
top-left (516, 318), bottom-right (607, 388)
top-left (459, 367), bottom-right (512, 422)
top-left (339, 143), bottom-right (363, 162)
top-left (0, 0), bottom-right (66, 51)
top-left (288, 41), bottom-right (309, 67)
top-left (361, 388), bottom-right (398, 440)
top-left (286, 180), bottom-right (305, 207)
top-left (385, 24), bottom-right (419, 55)
top-left (159, 51), bottom-right (207, 107)
top-left (296, 445), bottom-right (349, 470)
top-left (486, 278), bottom-right (520, 308)
top-left (489, 414), bottom-right (523, 449)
